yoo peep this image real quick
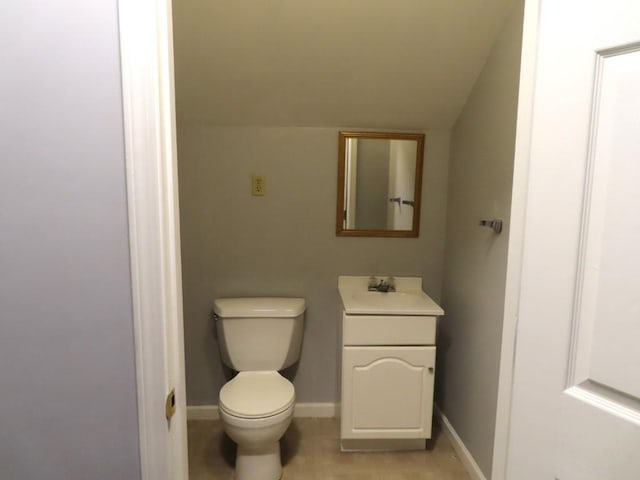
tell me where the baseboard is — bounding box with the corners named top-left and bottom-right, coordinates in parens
top-left (434, 405), bottom-right (487, 480)
top-left (293, 402), bottom-right (339, 418)
top-left (187, 402), bottom-right (338, 421)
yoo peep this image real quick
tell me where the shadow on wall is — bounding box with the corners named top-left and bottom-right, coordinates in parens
top-left (434, 319), bottom-right (452, 407)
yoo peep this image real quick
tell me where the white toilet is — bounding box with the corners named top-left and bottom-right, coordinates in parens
top-left (213, 297), bottom-right (306, 480)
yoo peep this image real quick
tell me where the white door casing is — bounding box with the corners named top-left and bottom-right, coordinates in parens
top-left (118, 1), bottom-right (189, 480)
top-left (506, 1), bottom-right (640, 479)
top-left (490, 1), bottom-right (540, 477)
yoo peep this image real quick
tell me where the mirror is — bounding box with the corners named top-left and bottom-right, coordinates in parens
top-left (336, 131), bottom-right (424, 237)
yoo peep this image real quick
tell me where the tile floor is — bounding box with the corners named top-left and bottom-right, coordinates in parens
top-left (188, 417), bottom-right (472, 480)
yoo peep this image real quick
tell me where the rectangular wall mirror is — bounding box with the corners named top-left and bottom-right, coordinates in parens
top-left (336, 131), bottom-right (425, 237)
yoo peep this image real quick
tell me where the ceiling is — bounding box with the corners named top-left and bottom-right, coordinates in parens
top-left (172, 0), bottom-right (515, 130)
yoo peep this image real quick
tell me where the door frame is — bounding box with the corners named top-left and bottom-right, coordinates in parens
top-left (116, 0), bottom-right (542, 479)
top-left (490, 0), bottom-right (540, 478)
top-left (118, 1), bottom-right (188, 479)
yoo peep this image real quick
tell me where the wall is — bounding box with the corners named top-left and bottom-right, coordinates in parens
top-left (177, 126), bottom-right (450, 405)
top-left (355, 139), bottom-right (390, 230)
top-left (0, 1), bottom-right (141, 479)
top-left (439, 1), bottom-right (524, 477)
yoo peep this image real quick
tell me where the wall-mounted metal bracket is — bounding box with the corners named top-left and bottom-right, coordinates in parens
top-left (479, 218), bottom-right (503, 234)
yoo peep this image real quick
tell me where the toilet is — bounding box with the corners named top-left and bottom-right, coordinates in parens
top-left (213, 297), bottom-right (306, 480)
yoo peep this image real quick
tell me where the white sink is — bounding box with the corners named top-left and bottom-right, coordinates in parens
top-left (339, 276), bottom-right (444, 315)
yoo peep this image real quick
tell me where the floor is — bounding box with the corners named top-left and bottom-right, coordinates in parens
top-left (188, 417), bottom-right (472, 480)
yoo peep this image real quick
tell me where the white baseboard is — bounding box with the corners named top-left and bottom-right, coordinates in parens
top-left (435, 405), bottom-right (487, 480)
top-left (293, 402), bottom-right (338, 418)
top-left (187, 402), bottom-right (338, 421)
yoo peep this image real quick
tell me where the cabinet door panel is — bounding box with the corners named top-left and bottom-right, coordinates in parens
top-left (341, 346), bottom-right (435, 439)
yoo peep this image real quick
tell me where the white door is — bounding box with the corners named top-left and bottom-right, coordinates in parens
top-left (506, 0), bottom-right (640, 479)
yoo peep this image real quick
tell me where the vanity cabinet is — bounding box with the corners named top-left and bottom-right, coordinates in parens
top-left (338, 275), bottom-right (444, 451)
top-left (340, 313), bottom-right (438, 450)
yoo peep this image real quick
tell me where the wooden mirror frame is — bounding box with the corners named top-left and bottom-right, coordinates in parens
top-left (336, 131), bottom-right (424, 237)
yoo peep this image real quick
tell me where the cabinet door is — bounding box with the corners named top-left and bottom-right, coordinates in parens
top-left (341, 346), bottom-right (435, 439)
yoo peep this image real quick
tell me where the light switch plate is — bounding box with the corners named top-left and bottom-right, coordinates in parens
top-left (251, 174), bottom-right (266, 196)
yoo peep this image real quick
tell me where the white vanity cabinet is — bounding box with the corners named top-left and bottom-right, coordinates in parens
top-left (341, 314), bottom-right (437, 449)
top-left (338, 276), bottom-right (443, 451)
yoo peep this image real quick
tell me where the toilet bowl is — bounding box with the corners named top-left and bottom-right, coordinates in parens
top-left (219, 372), bottom-right (295, 480)
top-left (213, 298), bottom-right (306, 480)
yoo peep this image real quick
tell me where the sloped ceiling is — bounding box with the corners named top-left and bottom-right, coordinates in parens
top-left (173, 0), bottom-right (515, 130)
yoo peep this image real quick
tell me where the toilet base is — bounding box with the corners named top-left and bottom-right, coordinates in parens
top-left (235, 442), bottom-right (282, 480)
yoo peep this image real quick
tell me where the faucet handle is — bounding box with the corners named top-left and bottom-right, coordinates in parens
top-left (386, 276), bottom-right (396, 292)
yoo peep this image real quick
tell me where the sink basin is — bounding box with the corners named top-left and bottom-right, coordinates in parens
top-left (339, 276), bottom-right (444, 315)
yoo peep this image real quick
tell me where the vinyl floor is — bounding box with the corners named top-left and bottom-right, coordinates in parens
top-left (188, 417), bottom-right (473, 480)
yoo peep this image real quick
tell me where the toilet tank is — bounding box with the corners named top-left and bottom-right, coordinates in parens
top-left (213, 297), bottom-right (306, 371)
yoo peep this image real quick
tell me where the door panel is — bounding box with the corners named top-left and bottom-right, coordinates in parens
top-left (559, 44), bottom-right (640, 480)
top-left (341, 346), bottom-right (435, 439)
top-left (571, 44), bottom-right (640, 398)
top-left (353, 357), bottom-right (425, 430)
top-left (578, 47), bottom-right (640, 399)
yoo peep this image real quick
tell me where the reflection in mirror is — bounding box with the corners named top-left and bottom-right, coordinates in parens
top-left (336, 131), bottom-right (424, 237)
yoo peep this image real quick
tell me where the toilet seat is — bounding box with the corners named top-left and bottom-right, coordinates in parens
top-left (219, 371), bottom-right (295, 419)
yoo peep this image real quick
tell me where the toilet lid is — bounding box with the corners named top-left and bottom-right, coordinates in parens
top-left (219, 371), bottom-right (295, 419)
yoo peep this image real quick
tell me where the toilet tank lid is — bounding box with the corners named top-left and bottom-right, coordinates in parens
top-left (213, 297), bottom-right (306, 318)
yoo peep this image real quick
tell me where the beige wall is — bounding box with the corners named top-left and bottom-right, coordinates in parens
top-left (439, 1), bottom-right (524, 477)
top-left (177, 126), bottom-right (450, 404)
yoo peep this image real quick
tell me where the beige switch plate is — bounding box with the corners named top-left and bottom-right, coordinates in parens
top-left (251, 174), bottom-right (266, 196)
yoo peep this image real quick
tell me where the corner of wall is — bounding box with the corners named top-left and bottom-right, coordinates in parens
top-left (438, 1), bottom-right (525, 477)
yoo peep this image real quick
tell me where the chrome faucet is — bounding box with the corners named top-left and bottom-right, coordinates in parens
top-left (367, 276), bottom-right (396, 293)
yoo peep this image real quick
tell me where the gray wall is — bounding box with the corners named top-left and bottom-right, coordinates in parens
top-left (438, 1), bottom-right (524, 478)
top-left (0, 1), bottom-right (140, 479)
top-left (355, 139), bottom-right (390, 230)
top-left (177, 126), bottom-right (450, 404)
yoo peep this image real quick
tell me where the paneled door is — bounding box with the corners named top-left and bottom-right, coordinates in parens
top-left (506, 0), bottom-right (640, 478)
